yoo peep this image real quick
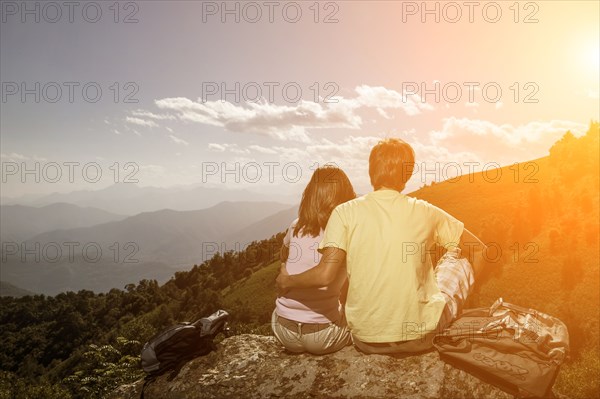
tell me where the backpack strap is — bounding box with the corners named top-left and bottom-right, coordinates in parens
top-left (140, 352), bottom-right (196, 399)
top-left (140, 374), bottom-right (156, 399)
top-left (490, 298), bottom-right (536, 316)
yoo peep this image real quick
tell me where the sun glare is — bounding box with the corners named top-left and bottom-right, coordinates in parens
top-left (589, 42), bottom-right (600, 70)
top-left (575, 37), bottom-right (600, 84)
top-left (581, 37), bottom-right (600, 72)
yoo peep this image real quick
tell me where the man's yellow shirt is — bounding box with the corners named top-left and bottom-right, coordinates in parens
top-left (319, 189), bottom-right (464, 343)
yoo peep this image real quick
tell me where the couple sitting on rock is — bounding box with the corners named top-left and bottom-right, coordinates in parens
top-left (274, 138), bottom-right (486, 355)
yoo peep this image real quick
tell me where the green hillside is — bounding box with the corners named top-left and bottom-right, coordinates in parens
top-left (412, 128), bottom-right (600, 398)
top-left (222, 260), bottom-right (280, 329)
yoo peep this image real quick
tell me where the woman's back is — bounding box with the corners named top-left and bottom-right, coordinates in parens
top-left (271, 165), bottom-right (355, 354)
top-left (275, 219), bottom-right (346, 324)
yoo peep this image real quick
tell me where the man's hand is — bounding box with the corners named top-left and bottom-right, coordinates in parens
top-left (459, 228), bottom-right (486, 276)
top-left (276, 263), bottom-right (290, 297)
top-left (275, 247), bottom-right (346, 295)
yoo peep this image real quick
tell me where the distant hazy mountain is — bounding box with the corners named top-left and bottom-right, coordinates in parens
top-left (2, 184), bottom-right (297, 215)
top-left (0, 203), bottom-right (126, 242)
top-left (0, 281), bottom-right (35, 297)
top-left (0, 192), bottom-right (45, 205)
top-left (24, 201), bottom-right (291, 264)
top-left (1, 201), bottom-right (294, 294)
top-left (224, 205), bottom-right (298, 249)
top-left (1, 258), bottom-right (175, 297)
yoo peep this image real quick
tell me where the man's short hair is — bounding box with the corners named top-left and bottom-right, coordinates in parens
top-left (369, 138), bottom-right (416, 192)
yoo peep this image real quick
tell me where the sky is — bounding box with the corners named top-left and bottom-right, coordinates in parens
top-left (1, 0), bottom-right (598, 199)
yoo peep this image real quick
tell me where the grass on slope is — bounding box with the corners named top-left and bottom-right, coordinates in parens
top-left (222, 260), bottom-right (279, 328)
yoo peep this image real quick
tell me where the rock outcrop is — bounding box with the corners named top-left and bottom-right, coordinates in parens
top-left (111, 334), bottom-right (534, 399)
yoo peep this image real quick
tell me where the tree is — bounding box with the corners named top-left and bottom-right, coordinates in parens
top-left (63, 337), bottom-right (142, 399)
top-left (527, 187), bottom-right (544, 236)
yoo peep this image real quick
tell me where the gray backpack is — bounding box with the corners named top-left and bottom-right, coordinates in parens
top-left (140, 309), bottom-right (229, 398)
top-left (433, 298), bottom-right (569, 398)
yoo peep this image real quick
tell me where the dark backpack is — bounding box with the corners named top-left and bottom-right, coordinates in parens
top-left (139, 309), bottom-right (229, 398)
top-left (433, 298), bottom-right (569, 398)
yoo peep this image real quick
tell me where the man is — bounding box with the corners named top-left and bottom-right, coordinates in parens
top-left (276, 138), bottom-right (486, 354)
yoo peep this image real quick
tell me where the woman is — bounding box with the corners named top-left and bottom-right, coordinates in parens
top-left (272, 165), bottom-right (356, 354)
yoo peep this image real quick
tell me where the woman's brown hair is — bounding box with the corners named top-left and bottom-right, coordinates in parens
top-left (294, 165), bottom-right (356, 238)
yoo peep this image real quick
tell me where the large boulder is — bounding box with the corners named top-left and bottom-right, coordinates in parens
top-left (111, 334), bottom-right (537, 398)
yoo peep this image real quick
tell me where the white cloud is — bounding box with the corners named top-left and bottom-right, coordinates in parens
top-left (233, 135), bottom-right (385, 192)
top-left (126, 117), bottom-right (159, 128)
top-left (0, 152), bottom-right (28, 160)
top-left (212, 143), bottom-right (249, 154)
top-left (155, 97), bottom-right (358, 142)
top-left (229, 146), bottom-right (250, 154)
top-left (249, 145), bottom-right (278, 154)
top-left (207, 143), bottom-right (250, 154)
top-left (376, 108), bottom-right (391, 119)
top-left (131, 110), bottom-right (176, 120)
top-left (208, 143), bottom-right (226, 152)
top-left (0, 152), bottom-right (47, 162)
top-left (181, 117), bottom-right (586, 193)
top-left (148, 85), bottom-right (434, 142)
top-left (304, 135), bottom-right (381, 162)
top-left (351, 85), bottom-right (434, 116)
top-left (168, 134), bottom-right (189, 146)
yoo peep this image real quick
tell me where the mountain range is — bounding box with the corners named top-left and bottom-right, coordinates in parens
top-left (1, 183), bottom-right (297, 215)
top-left (0, 200), bottom-right (298, 295)
top-left (0, 203), bottom-right (126, 242)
